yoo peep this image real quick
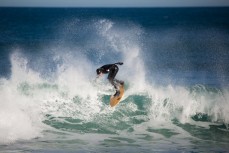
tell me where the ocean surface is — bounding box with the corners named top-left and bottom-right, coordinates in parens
top-left (0, 7), bottom-right (229, 152)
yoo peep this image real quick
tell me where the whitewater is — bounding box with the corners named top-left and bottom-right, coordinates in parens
top-left (0, 8), bottom-right (229, 152)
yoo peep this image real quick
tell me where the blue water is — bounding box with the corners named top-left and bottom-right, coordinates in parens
top-left (0, 7), bottom-right (229, 152)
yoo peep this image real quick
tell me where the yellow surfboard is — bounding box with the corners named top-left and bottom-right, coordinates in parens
top-left (110, 84), bottom-right (125, 107)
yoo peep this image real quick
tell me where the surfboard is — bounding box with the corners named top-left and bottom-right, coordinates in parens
top-left (110, 84), bottom-right (125, 107)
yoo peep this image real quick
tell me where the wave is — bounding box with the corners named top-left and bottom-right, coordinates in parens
top-left (1, 55), bottom-right (228, 144)
top-left (0, 18), bottom-right (228, 144)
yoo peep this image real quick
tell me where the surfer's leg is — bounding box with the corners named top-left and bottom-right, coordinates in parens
top-left (114, 79), bottom-right (124, 85)
top-left (108, 65), bottom-right (119, 90)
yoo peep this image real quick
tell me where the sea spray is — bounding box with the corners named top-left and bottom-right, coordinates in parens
top-left (0, 52), bottom-right (44, 144)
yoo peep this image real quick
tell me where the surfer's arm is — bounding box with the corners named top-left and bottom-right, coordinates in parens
top-left (114, 62), bottom-right (123, 65)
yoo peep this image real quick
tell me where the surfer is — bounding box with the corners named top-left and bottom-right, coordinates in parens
top-left (96, 62), bottom-right (124, 96)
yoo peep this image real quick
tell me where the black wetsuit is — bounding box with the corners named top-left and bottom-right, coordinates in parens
top-left (96, 62), bottom-right (124, 90)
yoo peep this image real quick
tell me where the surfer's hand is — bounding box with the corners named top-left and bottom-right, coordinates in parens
top-left (117, 62), bottom-right (123, 65)
top-left (96, 75), bottom-right (100, 79)
top-left (96, 73), bottom-right (103, 78)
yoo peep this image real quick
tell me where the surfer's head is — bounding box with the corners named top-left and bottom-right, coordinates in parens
top-left (96, 68), bottom-right (103, 75)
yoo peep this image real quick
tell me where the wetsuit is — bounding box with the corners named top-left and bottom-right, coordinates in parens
top-left (96, 62), bottom-right (124, 91)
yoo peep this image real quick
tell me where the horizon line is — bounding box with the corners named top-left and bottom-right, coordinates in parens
top-left (1, 6), bottom-right (229, 8)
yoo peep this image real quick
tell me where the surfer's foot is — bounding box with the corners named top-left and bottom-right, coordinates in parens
top-left (114, 90), bottom-right (120, 97)
top-left (119, 81), bottom-right (124, 86)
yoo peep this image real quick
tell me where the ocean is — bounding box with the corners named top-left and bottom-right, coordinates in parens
top-left (0, 7), bottom-right (229, 152)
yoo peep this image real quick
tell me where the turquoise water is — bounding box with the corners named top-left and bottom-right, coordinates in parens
top-left (0, 7), bottom-right (229, 152)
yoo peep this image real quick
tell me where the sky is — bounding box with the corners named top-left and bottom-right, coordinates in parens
top-left (0, 0), bottom-right (229, 7)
